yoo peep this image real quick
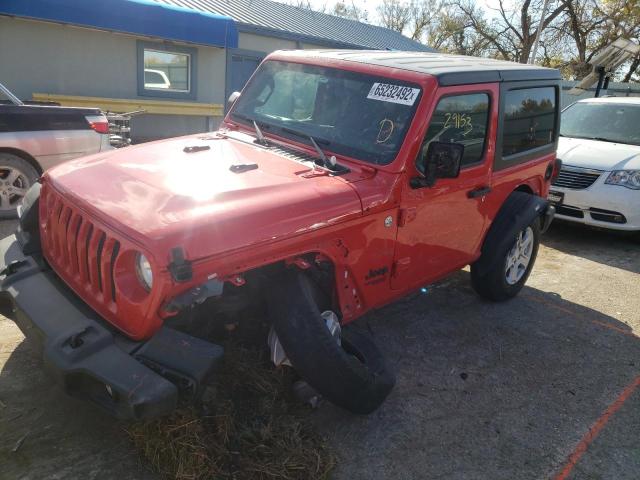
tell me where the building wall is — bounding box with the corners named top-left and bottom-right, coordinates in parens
top-left (238, 31), bottom-right (340, 53)
top-left (0, 16), bottom-right (227, 141)
top-left (238, 32), bottom-right (297, 52)
top-left (0, 17), bottom-right (227, 103)
top-left (0, 17), bottom-right (357, 142)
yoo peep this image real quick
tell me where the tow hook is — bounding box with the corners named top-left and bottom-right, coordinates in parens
top-left (66, 327), bottom-right (90, 349)
top-left (0, 260), bottom-right (28, 278)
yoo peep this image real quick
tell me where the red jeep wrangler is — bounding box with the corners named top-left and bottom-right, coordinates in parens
top-left (0, 51), bottom-right (560, 419)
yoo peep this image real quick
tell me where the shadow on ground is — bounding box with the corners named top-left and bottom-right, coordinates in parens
top-left (0, 219), bottom-right (638, 479)
top-left (0, 334), bottom-right (156, 480)
top-left (313, 270), bottom-right (640, 480)
top-left (542, 221), bottom-right (639, 274)
top-left (2, 270), bottom-right (637, 480)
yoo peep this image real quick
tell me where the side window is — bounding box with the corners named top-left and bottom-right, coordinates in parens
top-left (502, 87), bottom-right (556, 156)
top-left (417, 93), bottom-right (490, 174)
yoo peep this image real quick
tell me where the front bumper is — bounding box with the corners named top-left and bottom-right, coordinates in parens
top-left (0, 234), bottom-right (223, 420)
top-left (551, 178), bottom-right (640, 231)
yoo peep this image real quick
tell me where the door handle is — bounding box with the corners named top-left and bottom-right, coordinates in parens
top-left (467, 186), bottom-right (492, 198)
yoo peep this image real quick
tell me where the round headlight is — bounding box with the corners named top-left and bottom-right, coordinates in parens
top-left (136, 253), bottom-right (153, 290)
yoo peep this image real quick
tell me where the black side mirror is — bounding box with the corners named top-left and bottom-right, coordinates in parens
top-left (227, 91), bottom-right (241, 111)
top-left (411, 141), bottom-right (464, 188)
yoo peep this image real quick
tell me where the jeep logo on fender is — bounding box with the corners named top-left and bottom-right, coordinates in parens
top-left (365, 266), bottom-right (389, 285)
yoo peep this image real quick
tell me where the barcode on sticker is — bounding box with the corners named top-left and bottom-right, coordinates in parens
top-left (367, 83), bottom-right (420, 106)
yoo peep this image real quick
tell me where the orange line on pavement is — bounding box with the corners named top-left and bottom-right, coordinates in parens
top-left (523, 294), bottom-right (639, 340)
top-left (590, 320), bottom-right (640, 339)
top-left (553, 375), bottom-right (640, 480)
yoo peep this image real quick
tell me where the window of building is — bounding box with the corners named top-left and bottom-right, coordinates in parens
top-left (137, 42), bottom-right (197, 100)
top-left (417, 93), bottom-right (490, 174)
top-left (502, 87), bottom-right (556, 156)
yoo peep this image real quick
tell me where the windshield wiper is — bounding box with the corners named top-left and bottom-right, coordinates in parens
top-left (252, 120), bottom-right (269, 146)
top-left (279, 127), bottom-right (338, 169)
top-left (232, 113), bottom-right (271, 146)
top-left (308, 136), bottom-right (335, 169)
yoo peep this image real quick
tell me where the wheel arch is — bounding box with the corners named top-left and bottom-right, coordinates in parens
top-left (0, 148), bottom-right (44, 175)
top-left (514, 184), bottom-right (534, 195)
top-left (474, 191), bottom-right (547, 277)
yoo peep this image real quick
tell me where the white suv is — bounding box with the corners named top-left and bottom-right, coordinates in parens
top-left (551, 97), bottom-right (640, 231)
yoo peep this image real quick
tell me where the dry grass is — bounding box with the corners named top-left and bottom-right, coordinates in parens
top-left (127, 344), bottom-right (336, 480)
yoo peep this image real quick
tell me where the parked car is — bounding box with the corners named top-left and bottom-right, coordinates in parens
top-left (550, 97), bottom-right (640, 232)
top-left (143, 69), bottom-right (171, 89)
top-left (0, 51), bottom-right (561, 419)
top-left (0, 82), bottom-right (111, 218)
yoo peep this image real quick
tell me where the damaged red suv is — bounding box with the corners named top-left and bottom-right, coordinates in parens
top-left (0, 50), bottom-right (561, 419)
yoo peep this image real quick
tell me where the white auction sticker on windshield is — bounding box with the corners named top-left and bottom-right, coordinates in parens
top-left (367, 83), bottom-right (420, 106)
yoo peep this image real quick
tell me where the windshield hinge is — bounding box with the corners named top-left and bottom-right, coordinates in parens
top-left (168, 248), bottom-right (192, 283)
top-left (398, 208), bottom-right (417, 227)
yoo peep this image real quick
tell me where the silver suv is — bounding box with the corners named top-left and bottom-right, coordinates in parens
top-left (0, 82), bottom-right (111, 217)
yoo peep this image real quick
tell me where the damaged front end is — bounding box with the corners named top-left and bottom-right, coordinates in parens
top-left (0, 232), bottom-right (224, 420)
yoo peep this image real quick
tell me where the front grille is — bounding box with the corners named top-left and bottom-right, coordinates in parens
top-left (552, 166), bottom-right (602, 190)
top-left (42, 187), bottom-right (121, 306)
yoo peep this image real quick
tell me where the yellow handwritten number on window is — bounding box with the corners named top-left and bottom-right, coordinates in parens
top-left (443, 112), bottom-right (473, 136)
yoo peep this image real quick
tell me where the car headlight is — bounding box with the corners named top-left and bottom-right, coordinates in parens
top-left (605, 170), bottom-right (640, 190)
top-left (135, 253), bottom-right (153, 290)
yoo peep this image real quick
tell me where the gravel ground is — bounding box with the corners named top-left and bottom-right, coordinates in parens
top-left (0, 219), bottom-right (638, 480)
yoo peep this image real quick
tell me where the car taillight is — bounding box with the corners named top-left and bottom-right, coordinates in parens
top-left (85, 114), bottom-right (110, 134)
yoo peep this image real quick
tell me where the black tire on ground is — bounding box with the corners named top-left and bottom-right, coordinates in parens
top-left (471, 216), bottom-right (541, 302)
top-left (267, 270), bottom-right (395, 414)
top-left (0, 153), bottom-right (39, 220)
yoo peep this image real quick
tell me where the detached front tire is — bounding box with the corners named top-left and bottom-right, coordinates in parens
top-left (471, 217), bottom-right (541, 301)
top-left (267, 270), bottom-right (395, 414)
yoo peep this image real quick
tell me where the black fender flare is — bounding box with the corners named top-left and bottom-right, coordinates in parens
top-left (17, 182), bottom-right (42, 255)
top-left (473, 191), bottom-right (550, 277)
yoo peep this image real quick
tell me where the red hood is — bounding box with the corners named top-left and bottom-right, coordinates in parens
top-left (44, 134), bottom-right (365, 263)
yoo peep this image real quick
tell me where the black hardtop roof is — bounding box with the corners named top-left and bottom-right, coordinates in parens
top-left (281, 50), bottom-right (562, 85)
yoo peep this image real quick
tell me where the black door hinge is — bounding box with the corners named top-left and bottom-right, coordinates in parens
top-left (168, 247), bottom-right (193, 283)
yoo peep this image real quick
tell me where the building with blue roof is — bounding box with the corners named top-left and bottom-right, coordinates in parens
top-left (0, 0), bottom-right (432, 141)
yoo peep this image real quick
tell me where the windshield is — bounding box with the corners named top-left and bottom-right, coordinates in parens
top-left (561, 102), bottom-right (640, 146)
top-left (230, 60), bottom-right (422, 165)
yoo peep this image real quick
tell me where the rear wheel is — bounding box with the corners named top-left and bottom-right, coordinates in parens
top-left (267, 270), bottom-right (395, 414)
top-left (471, 217), bottom-right (541, 301)
top-left (0, 153), bottom-right (39, 219)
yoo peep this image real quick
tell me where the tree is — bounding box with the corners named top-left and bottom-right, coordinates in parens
top-left (558, 0), bottom-right (640, 80)
top-left (377, 0), bottom-right (412, 33)
top-left (332, 1), bottom-right (368, 21)
top-left (457, 0), bottom-right (567, 63)
top-left (425, 5), bottom-right (492, 56)
top-left (376, 0), bottom-right (443, 42)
